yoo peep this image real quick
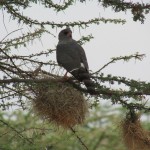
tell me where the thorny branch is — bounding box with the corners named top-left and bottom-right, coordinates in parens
top-left (70, 127), bottom-right (88, 150)
top-left (93, 53), bottom-right (145, 74)
top-left (100, 0), bottom-right (150, 23)
top-left (0, 119), bottom-right (34, 144)
top-left (1, 0), bottom-right (150, 24)
top-left (2, 3), bottom-right (125, 28)
top-left (0, 70), bottom-right (150, 112)
top-left (0, 28), bottom-right (48, 50)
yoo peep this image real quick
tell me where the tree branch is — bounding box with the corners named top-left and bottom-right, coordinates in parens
top-left (0, 119), bottom-right (34, 144)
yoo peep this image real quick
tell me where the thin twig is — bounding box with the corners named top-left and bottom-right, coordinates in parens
top-left (2, 8), bottom-right (8, 33)
top-left (0, 119), bottom-right (33, 144)
top-left (0, 28), bottom-right (23, 42)
top-left (93, 53), bottom-right (145, 74)
top-left (70, 127), bottom-right (88, 150)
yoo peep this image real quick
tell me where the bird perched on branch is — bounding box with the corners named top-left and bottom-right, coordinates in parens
top-left (56, 28), bottom-right (96, 95)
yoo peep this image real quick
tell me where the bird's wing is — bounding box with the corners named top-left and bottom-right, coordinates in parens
top-left (72, 40), bottom-right (89, 71)
top-left (56, 43), bottom-right (81, 72)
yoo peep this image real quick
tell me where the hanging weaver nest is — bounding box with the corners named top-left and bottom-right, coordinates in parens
top-left (120, 112), bottom-right (150, 150)
top-left (32, 76), bottom-right (89, 128)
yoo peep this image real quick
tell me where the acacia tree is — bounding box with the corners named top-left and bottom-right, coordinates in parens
top-left (0, 0), bottom-right (150, 149)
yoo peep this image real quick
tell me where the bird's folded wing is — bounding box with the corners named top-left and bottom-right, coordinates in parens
top-left (56, 44), bottom-right (81, 72)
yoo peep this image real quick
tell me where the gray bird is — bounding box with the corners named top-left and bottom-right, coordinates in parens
top-left (56, 28), bottom-right (96, 94)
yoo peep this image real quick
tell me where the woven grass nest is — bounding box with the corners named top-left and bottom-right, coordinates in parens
top-left (120, 113), bottom-right (150, 150)
top-left (32, 76), bottom-right (89, 128)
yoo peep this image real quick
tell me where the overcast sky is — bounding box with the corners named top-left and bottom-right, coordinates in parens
top-left (1, 0), bottom-right (150, 82)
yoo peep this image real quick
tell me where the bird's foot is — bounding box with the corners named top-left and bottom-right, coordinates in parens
top-left (62, 75), bottom-right (70, 81)
top-left (58, 76), bottom-right (70, 82)
top-left (60, 72), bottom-right (70, 82)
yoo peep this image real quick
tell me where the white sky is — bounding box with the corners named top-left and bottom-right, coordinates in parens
top-left (0, 0), bottom-right (150, 82)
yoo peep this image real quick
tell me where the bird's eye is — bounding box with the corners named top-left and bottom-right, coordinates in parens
top-left (64, 31), bottom-right (68, 35)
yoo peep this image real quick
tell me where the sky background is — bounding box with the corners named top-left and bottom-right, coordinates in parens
top-left (0, 0), bottom-right (150, 82)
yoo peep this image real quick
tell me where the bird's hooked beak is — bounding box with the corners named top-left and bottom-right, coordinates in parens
top-left (67, 31), bottom-right (72, 38)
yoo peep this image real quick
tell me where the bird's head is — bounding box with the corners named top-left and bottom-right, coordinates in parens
top-left (58, 28), bottom-right (72, 41)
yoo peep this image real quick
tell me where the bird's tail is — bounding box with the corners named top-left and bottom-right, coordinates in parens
top-left (83, 79), bottom-right (96, 95)
top-left (71, 68), bottom-right (97, 95)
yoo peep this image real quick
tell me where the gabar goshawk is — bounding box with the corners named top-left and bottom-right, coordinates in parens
top-left (56, 28), bottom-right (96, 94)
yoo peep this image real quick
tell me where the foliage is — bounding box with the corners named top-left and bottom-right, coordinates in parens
top-left (1, 104), bottom-right (149, 150)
